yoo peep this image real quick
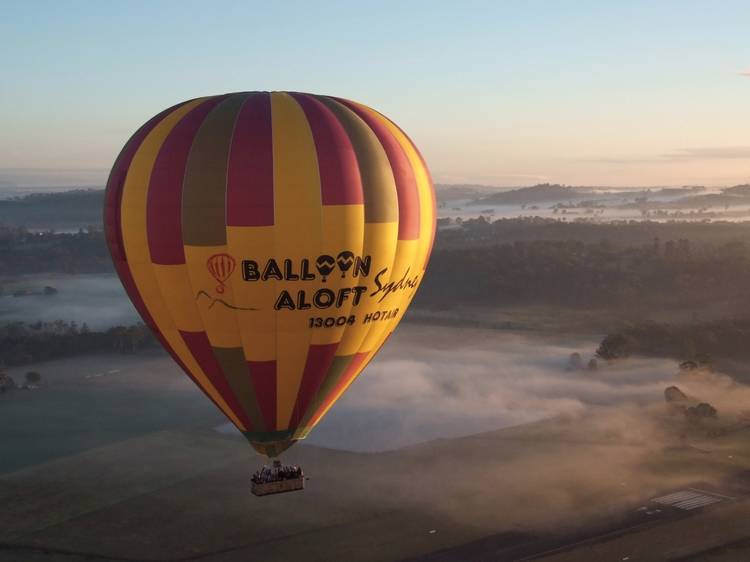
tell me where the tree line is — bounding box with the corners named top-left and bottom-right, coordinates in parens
top-left (437, 216), bottom-right (750, 249)
top-left (0, 225), bottom-right (112, 278)
top-left (0, 189), bottom-right (104, 229)
top-left (6, 216), bottom-right (750, 315)
top-left (596, 318), bottom-right (750, 363)
top-left (0, 320), bottom-right (157, 367)
top-left (416, 234), bottom-right (750, 312)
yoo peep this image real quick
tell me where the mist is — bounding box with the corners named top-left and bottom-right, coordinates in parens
top-left (0, 274), bottom-right (137, 329)
top-left (307, 326), bottom-right (685, 451)
top-left (301, 327), bottom-right (750, 535)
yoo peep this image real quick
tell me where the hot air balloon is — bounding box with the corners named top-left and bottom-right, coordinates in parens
top-left (104, 92), bottom-right (436, 482)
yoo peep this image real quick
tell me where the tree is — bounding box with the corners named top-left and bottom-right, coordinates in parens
top-left (596, 333), bottom-right (638, 360)
top-left (25, 371), bottom-right (41, 385)
top-left (0, 370), bottom-right (17, 393)
top-left (664, 385), bottom-right (689, 404)
top-left (685, 402), bottom-right (718, 424)
top-left (567, 352), bottom-right (583, 370)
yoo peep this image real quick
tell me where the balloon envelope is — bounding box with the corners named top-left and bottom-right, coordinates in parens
top-left (104, 92), bottom-right (436, 457)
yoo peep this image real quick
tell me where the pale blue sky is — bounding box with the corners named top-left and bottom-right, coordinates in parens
top-left (2, 0), bottom-right (750, 186)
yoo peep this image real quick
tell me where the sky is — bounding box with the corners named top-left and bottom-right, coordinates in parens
top-left (2, 0), bottom-right (750, 187)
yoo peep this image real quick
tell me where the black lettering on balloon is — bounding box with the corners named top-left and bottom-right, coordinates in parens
top-left (336, 287), bottom-right (351, 307)
top-left (352, 286), bottom-right (367, 306)
top-left (262, 259), bottom-right (283, 281)
top-left (353, 255), bottom-right (371, 278)
top-left (300, 258), bottom-right (315, 280)
top-left (283, 259), bottom-right (299, 280)
top-left (274, 290), bottom-right (295, 310)
top-left (242, 260), bottom-right (260, 281)
top-left (370, 267), bottom-right (420, 302)
top-left (313, 288), bottom-right (335, 309)
top-left (297, 290), bottom-right (311, 310)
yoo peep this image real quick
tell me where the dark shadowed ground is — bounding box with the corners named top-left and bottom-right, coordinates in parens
top-left (1, 421), bottom-right (750, 561)
top-left (2, 324), bottom-right (750, 561)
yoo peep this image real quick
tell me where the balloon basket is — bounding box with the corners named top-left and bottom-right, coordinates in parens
top-left (251, 460), bottom-right (305, 496)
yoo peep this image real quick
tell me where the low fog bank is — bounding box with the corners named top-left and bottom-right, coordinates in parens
top-left (308, 325), bottom-right (750, 452)
top-left (0, 274), bottom-right (137, 329)
top-left (370, 405), bottom-right (743, 535)
top-left (306, 328), bottom-right (750, 534)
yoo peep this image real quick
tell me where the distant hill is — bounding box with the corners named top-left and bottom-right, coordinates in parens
top-left (4, 182), bottom-right (748, 231)
top-left (470, 184), bottom-right (583, 205)
top-left (722, 184), bottom-right (750, 197)
top-left (602, 186), bottom-right (705, 199)
top-left (0, 168), bottom-right (107, 192)
top-left (435, 183), bottom-right (507, 202)
top-left (644, 184), bottom-right (750, 209)
top-left (0, 189), bottom-right (104, 230)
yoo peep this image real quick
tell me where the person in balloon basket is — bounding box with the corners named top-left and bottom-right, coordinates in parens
top-left (251, 463), bottom-right (303, 484)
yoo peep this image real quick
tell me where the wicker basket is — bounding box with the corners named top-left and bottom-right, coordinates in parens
top-left (251, 477), bottom-right (305, 496)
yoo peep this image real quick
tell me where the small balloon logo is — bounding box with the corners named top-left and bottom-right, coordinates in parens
top-left (315, 255), bottom-right (335, 282)
top-left (207, 253), bottom-right (236, 294)
top-left (336, 251), bottom-right (354, 278)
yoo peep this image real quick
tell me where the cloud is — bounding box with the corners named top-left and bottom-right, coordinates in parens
top-left (587, 146), bottom-right (750, 165)
top-left (585, 155), bottom-right (656, 165)
top-left (661, 147), bottom-right (750, 160)
top-left (434, 172), bottom-right (551, 186)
